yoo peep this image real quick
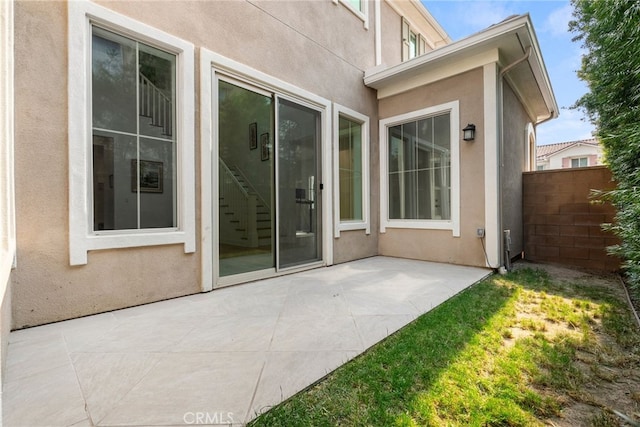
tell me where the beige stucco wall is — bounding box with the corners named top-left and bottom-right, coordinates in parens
top-left (501, 81), bottom-right (532, 258)
top-left (380, 0), bottom-right (402, 66)
top-left (13, 1), bottom-right (385, 328)
top-left (377, 68), bottom-right (487, 267)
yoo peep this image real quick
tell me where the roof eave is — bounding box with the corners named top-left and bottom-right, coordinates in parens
top-left (365, 14), bottom-right (558, 123)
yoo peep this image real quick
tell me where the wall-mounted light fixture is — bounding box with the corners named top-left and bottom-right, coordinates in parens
top-left (462, 123), bottom-right (476, 141)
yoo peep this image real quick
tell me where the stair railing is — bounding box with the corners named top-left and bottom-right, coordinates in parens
top-left (139, 73), bottom-right (173, 137)
top-left (233, 165), bottom-right (271, 211)
top-left (219, 159), bottom-right (258, 246)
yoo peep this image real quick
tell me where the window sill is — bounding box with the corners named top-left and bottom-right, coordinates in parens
top-left (71, 230), bottom-right (195, 266)
top-left (336, 221), bottom-right (370, 237)
top-left (381, 219), bottom-right (460, 237)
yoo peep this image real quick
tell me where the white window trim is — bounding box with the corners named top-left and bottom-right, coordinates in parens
top-left (1, 0), bottom-right (16, 288)
top-left (379, 101), bottom-right (460, 236)
top-left (525, 122), bottom-right (535, 172)
top-left (200, 48), bottom-right (334, 291)
top-left (332, 0), bottom-right (369, 29)
top-left (68, 0), bottom-right (195, 266)
top-left (332, 104), bottom-right (370, 238)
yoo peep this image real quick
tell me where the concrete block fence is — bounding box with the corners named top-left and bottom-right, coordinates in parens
top-left (523, 166), bottom-right (621, 271)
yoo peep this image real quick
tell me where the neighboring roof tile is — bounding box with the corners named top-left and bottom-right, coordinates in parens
top-left (537, 138), bottom-right (599, 159)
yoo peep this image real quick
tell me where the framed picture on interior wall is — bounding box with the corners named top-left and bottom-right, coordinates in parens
top-left (249, 122), bottom-right (258, 150)
top-left (131, 159), bottom-right (163, 193)
top-left (260, 133), bottom-right (270, 161)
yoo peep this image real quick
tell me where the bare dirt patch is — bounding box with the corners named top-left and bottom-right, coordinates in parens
top-left (514, 261), bottom-right (640, 426)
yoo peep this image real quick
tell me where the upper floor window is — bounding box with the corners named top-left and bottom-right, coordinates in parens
top-left (346, 0), bottom-right (362, 12)
top-left (68, 1), bottom-right (195, 265)
top-left (334, 0), bottom-right (369, 29)
top-left (402, 18), bottom-right (427, 61)
top-left (571, 157), bottom-right (588, 168)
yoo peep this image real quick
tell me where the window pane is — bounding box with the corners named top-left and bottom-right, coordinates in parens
top-left (93, 132), bottom-right (137, 231)
top-left (388, 125), bottom-right (403, 173)
top-left (409, 32), bottom-right (417, 59)
top-left (139, 138), bottom-right (176, 228)
top-left (139, 45), bottom-right (176, 139)
top-left (402, 121), bottom-right (417, 172)
top-left (417, 170), bottom-right (431, 218)
top-left (346, 0), bottom-right (362, 12)
top-left (417, 118), bottom-right (432, 169)
top-left (92, 28), bottom-right (137, 133)
top-left (339, 116), bottom-right (362, 221)
top-left (388, 113), bottom-right (451, 221)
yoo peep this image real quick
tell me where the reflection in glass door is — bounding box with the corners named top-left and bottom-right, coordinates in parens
top-left (218, 81), bottom-right (274, 277)
top-left (277, 99), bottom-right (321, 269)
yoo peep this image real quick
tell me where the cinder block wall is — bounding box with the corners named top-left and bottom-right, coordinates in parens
top-left (523, 166), bottom-right (621, 271)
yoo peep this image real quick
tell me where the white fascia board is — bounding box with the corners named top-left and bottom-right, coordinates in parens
top-left (375, 49), bottom-right (499, 99)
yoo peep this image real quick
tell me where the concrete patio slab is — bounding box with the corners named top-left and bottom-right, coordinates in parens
top-left (3, 256), bottom-right (489, 426)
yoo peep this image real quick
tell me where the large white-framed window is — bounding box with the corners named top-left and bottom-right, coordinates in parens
top-left (68, 0), bottom-right (195, 265)
top-left (333, 0), bottom-right (369, 29)
top-left (379, 101), bottom-right (460, 236)
top-left (333, 104), bottom-right (370, 237)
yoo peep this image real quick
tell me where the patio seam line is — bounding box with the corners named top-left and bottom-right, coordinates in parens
top-left (60, 332), bottom-right (94, 427)
top-left (244, 355), bottom-right (268, 425)
top-left (339, 281), bottom-right (367, 352)
top-left (88, 352), bottom-right (164, 425)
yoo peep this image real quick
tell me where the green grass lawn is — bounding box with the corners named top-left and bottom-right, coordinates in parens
top-left (249, 266), bottom-right (640, 427)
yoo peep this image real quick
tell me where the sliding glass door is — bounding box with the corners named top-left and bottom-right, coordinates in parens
top-left (277, 99), bottom-right (322, 269)
top-left (218, 81), bottom-right (274, 277)
top-left (217, 81), bottom-right (322, 282)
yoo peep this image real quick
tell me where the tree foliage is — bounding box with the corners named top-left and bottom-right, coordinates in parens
top-left (570, 0), bottom-right (640, 293)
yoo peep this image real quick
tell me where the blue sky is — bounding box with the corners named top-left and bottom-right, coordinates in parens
top-left (423, 0), bottom-right (595, 146)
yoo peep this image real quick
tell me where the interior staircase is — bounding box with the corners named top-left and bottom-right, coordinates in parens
top-left (219, 159), bottom-right (272, 247)
top-left (139, 72), bottom-right (173, 137)
top-left (137, 71), bottom-right (272, 249)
